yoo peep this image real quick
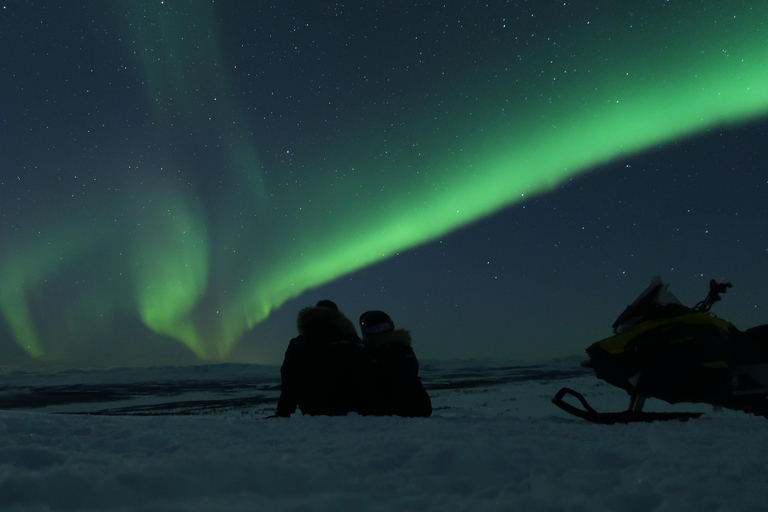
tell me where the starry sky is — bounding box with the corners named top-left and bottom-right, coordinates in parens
top-left (2, 1), bottom-right (768, 368)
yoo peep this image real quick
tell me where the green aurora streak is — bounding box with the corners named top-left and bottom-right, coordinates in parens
top-left (2, 2), bottom-right (768, 361)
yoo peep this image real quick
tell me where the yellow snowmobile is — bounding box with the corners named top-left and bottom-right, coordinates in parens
top-left (553, 277), bottom-right (768, 423)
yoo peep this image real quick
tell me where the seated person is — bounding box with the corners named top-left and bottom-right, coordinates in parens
top-left (357, 310), bottom-right (432, 418)
top-left (275, 300), bottom-right (364, 417)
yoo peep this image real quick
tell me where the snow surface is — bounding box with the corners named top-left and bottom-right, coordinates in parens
top-left (1, 358), bottom-right (767, 511)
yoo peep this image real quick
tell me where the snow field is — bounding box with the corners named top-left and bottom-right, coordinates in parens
top-left (1, 367), bottom-right (767, 511)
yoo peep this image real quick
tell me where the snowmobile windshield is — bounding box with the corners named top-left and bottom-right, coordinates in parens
top-left (612, 277), bottom-right (684, 334)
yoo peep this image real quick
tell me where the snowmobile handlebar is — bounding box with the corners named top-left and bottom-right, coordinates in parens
top-left (693, 279), bottom-right (732, 313)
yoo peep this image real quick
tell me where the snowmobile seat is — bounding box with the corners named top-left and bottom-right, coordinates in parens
top-left (733, 324), bottom-right (768, 363)
top-left (744, 324), bottom-right (768, 343)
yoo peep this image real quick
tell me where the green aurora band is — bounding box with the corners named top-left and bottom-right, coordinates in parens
top-left (2, 2), bottom-right (768, 361)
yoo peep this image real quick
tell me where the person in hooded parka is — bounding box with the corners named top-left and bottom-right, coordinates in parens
top-left (357, 310), bottom-right (432, 418)
top-left (275, 300), bottom-right (364, 417)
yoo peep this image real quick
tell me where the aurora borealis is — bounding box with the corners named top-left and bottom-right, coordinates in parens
top-left (2, 1), bottom-right (768, 367)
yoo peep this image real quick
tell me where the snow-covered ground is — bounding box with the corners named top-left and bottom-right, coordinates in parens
top-left (1, 358), bottom-right (766, 511)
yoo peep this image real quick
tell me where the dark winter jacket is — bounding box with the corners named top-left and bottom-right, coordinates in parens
top-left (358, 329), bottom-right (432, 418)
top-left (276, 306), bottom-right (364, 417)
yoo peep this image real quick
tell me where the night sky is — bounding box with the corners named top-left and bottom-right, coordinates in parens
top-left (2, 1), bottom-right (768, 368)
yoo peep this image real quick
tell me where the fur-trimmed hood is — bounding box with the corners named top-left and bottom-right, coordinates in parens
top-left (361, 329), bottom-right (412, 350)
top-left (296, 306), bottom-right (359, 342)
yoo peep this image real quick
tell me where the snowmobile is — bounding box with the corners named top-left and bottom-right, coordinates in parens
top-left (553, 277), bottom-right (768, 424)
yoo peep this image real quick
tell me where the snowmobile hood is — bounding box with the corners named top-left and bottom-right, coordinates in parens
top-left (593, 311), bottom-right (735, 356)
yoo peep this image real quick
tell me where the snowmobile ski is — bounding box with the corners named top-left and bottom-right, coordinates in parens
top-left (552, 388), bottom-right (703, 424)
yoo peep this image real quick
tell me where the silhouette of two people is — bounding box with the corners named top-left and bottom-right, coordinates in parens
top-left (276, 300), bottom-right (431, 418)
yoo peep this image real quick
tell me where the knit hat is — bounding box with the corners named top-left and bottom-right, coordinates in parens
top-left (359, 310), bottom-right (395, 336)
